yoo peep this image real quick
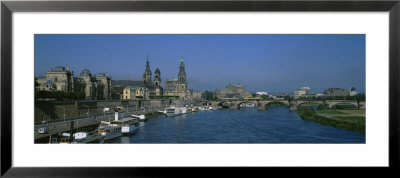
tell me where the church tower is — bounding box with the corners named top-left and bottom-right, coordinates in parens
top-left (154, 67), bottom-right (161, 87)
top-left (178, 56), bottom-right (187, 92)
top-left (142, 56), bottom-right (152, 85)
top-left (154, 67), bottom-right (163, 96)
top-left (178, 56), bottom-right (187, 83)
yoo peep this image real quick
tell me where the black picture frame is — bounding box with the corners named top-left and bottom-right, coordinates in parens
top-left (1, 0), bottom-right (399, 177)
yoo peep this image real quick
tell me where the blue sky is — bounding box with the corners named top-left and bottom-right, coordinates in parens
top-left (35, 34), bottom-right (365, 94)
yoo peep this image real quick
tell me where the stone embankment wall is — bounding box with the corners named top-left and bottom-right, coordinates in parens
top-left (35, 99), bottom-right (173, 124)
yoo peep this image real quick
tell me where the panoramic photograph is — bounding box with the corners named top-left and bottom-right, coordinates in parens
top-left (34, 34), bottom-right (366, 144)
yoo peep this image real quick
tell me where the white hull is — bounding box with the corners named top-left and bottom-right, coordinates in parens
top-left (122, 124), bottom-right (138, 135)
top-left (165, 106), bottom-right (187, 117)
top-left (166, 113), bottom-right (183, 117)
top-left (73, 135), bottom-right (101, 144)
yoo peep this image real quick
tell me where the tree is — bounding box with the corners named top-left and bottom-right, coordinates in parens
top-left (34, 78), bottom-right (40, 88)
top-left (202, 91), bottom-right (215, 100)
top-left (261, 95), bottom-right (269, 100)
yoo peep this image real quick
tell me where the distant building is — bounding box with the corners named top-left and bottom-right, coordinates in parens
top-left (301, 94), bottom-right (317, 99)
top-left (123, 86), bottom-right (150, 100)
top-left (111, 86), bottom-right (124, 100)
top-left (272, 93), bottom-right (288, 100)
top-left (43, 66), bottom-right (74, 91)
top-left (164, 57), bottom-right (188, 97)
top-left (39, 80), bottom-right (57, 91)
top-left (256, 91), bottom-right (269, 96)
top-left (163, 57), bottom-right (201, 100)
top-left (215, 84), bottom-right (252, 100)
top-left (153, 68), bottom-right (163, 96)
top-left (141, 57), bottom-right (164, 97)
top-left (122, 56), bottom-right (199, 100)
top-left (323, 88), bottom-right (350, 96)
top-left (74, 69), bottom-right (112, 100)
top-left (294, 87), bottom-right (310, 99)
top-left (37, 66), bottom-right (112, 100)
top-left (192, 91), bottom-right (202, 99)
top-left (350, 87), bottom-right (357, 96)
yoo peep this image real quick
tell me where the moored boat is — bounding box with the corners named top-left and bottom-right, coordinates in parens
top-left (118, 117), bottom-right (140, 135)
top-left (165, 106), bottom-right (187, 117)
top-left (72, 131), bottom-right (102, 144)
top-left (98, 124), bottom-right (122, 141)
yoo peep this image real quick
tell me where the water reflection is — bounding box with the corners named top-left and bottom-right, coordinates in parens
top-left (106, 107), bottom-right (365, 144)
top-left (120, 136), bottom-right (130, 143)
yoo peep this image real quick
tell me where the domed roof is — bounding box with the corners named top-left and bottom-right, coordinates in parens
top-left (54, 66), bottom-right (65, 72)
top-left (96, 72), bottom-right (105, 77)
top-left (41, 80), bottom-right (55, 87)
top-left (351, 87), bottom-right (356, 91)
top-left (155, 67), bottom-right (160, 74)
top-left (80, 68), bottom-right (91, 77)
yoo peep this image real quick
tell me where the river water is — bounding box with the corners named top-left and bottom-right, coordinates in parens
top-left (106, 107), bottom-right (365, 144)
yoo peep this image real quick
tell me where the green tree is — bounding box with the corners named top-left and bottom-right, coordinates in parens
top-left (202, 91), bottom-right (215, 100)
top-left (34, 78), bottom-right (40, 88)
top-left (261, 95), bottom-right (270, 100)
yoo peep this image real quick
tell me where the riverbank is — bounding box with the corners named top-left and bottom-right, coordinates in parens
top-left (297, 108), bottom-right (365, 134)
top-left (145, 111), bottom-right (164, 118)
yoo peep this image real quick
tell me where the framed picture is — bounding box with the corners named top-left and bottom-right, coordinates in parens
top-left (1, 0), bottom-right (399, 177)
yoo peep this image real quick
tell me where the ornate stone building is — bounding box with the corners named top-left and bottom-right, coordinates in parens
top-left (215, 84), bottom-right (252, 100)
top-left (153, 67), bottom-right (163, 96)
top-left (123, 86), bottom-right (150, 100)
top-left (164, 57), bottom-right (192, 99)
top-left (323, 88), bottom-right (350, 96)
top-left (350, 87), bottom-right (358, 96)
top-left (123, 57), bottom-right (163, 100)
top-left (37, 66), bottom-right (111, 100)
top-left (141, 57), bottom-right (163, 97)
top-left (122, 56), bottom-right (200, 100)
top-left (39, 66), bottom-right (74, 91)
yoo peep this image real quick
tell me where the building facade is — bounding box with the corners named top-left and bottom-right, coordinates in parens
top-left (122, 56), bottom-right (200, 101)
top-left (323, 88), bottom-right (350, 96)
top-left (294, 87), bottom-right (310, 99)
top-left (350, 87), bottom-right (358, 96)
top-left (123, 86), bottom-right (150, 100)
top-left (37, 66), bottom-right (112, 100)
top-left (215, 84), bottom-right (252, 100)
top-left (41, 66), bottom-right (74, 91)
top-left (164, 57), bottom-right (194, 99)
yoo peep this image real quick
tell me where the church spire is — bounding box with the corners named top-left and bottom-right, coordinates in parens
top-left (178, 56), bottom-right (186, 83)
top-left (142, 55), bottom-right (152, 84)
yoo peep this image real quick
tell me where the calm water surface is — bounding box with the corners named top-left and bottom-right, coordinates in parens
top-left (106, 107), bottom-right (365, 143)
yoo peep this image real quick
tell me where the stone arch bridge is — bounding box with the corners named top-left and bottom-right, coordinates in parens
top-left (205, 99), bottom-right (365, 111)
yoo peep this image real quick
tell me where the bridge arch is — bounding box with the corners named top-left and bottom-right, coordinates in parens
top-left (264, 101), bottom-right (288, 109)
top-left (237, 101), bottom-right (258, 109)
top-left (217, 101), bottom-right (230, 108)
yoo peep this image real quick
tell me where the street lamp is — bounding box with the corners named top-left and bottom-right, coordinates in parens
top-left (56, 106), bottom-right (66, 122)
top-left (82, 105), bottom-right (89, 119)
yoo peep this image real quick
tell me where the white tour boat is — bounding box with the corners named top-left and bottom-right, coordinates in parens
top-left (118, 117), bottom-right (140, 135)
top-left (165, 106), bottom-right (187, 117)
top-left (72, 131), bottom-right (102, 144)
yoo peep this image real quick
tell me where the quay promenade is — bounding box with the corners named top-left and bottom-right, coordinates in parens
top-left (34, 107), bottom-right (165, 142)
